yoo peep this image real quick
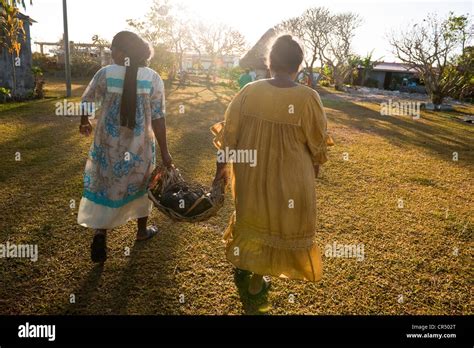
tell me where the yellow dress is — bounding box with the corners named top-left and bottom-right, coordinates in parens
top-left (212, 80), bottom-right (330, 281)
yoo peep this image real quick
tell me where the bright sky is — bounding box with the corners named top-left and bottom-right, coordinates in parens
top-left (25, 0), bottom-right (472, 61)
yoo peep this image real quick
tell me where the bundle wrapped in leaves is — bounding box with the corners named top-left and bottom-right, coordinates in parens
top-left (148, 166), bottom-right (225, 222)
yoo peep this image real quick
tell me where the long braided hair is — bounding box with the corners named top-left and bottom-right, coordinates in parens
top-left (111, 31), bottom-right (153, 129)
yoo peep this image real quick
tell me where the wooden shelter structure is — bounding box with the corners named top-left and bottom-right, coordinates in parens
top-left (239, 28), bottom-right (276, 80)
top-left (34, 40), bottom-right (111, 66)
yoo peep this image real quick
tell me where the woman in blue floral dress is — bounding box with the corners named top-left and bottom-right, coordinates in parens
top-left (77, 31), bottom-right (172, 263)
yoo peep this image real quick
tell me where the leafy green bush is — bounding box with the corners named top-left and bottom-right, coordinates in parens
top-left (33, 52), bottom-right (102, 78)
top-left (32, 66), bottom-right (45, 99)
top-left (0, 87), bottom-right (11, 103)
top-left (70, 55), bottom-right (102, 78)
top-left (149, 45), bottom-right (177, 80)
top-left (320, 80), bottom-right (330, 87)
top-left (218, 80), bottom-right (239, 90)
top-left (32, 53), bottom-right (61, 74)
top-left (218, 66), bottom-right (243, 81)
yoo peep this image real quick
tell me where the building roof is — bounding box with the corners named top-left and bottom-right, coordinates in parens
top-left (372, 62), bottom-right (417, 73)
top-left (239, 28), bottom-right (276, 70)
top-left (17, 12), bottom-right (37, 24)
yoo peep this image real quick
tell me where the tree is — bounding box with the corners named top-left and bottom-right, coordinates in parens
top-left (128, 0), bottom-right (246, 83)
top-left (127, 0), bottom-right (192, 80)
top-left (190, 22), bottom-right (246, 81)
top-left (447, 13), bottom-right (471, 55)
top-left (1, 0), bottom-right (34, 97)
top-left (389, 13), bottom-right (473, 106)
top-left (0, 0), bottom-right (31, 45)
top-left (276, 8), bottom-right (361, 90)
top-left (277, 16), bottom-right (305, 39)
top-left (276, 7), bottom-right (332, 86)
top-left (357, 50), bottom-right (382, 86)
top-left (302, 7), bottom-right (332, 74)
top-left (443, 46), bottom-right (474, 100)
top-left (321, 12), bottom-right (362, 90)
top-left (0, 0), bottom-right (31, 7)
top-left (149, 43), bottom-right (176, 83)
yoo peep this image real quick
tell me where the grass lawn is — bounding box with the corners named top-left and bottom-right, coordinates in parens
top-left (0, 78), bottom-right (472, 315)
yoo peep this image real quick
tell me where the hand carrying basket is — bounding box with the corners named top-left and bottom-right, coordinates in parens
top-left (147, 166), bottom-right (225, 223)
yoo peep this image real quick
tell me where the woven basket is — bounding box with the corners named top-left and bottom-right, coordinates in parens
top-left (147, 166), bottom-right (225, 223)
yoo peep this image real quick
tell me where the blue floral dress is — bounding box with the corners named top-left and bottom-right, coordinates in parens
top-left (77, 64), bottom-right (165, 229)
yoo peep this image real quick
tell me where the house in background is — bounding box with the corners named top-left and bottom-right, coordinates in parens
top-left (181, 52), bottom-right (239, 72)
top-left (358, 62), bottom-right (424, 92)
top-left (0, 11), bottom-right (36, 96)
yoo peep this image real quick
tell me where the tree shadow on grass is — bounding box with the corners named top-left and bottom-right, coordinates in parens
top-left (0, 126), bottom-right (86, 231)
top-left (319, 88), bottom-right (474, 163)
top-left (0, 98), bottom-right (61, 118)
top-left (167, 85), bottom-right (208, 99)
top-left (206, 85), bottom-right (235, 109)
top-left (165, 96), bottom-right (228, 180)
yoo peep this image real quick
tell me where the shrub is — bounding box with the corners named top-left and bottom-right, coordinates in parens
top-left (32, 53), bottom-right (61, 74)
top-left (218, 66), bottom-right (243, 81)
top-left (0, 87), bottom-right (11, 103)
top-left (149, 45), bottom-right (176, 80)
top-left (320, 80), bottom-right (330, 87)
top-left (218, 80), bottom-right (239, 91)
top-left (70, 55), bottom-right (102, 78)
top-left (32, 66), bottom-right (45, 99)
top-left (33, 52), bottom-right (102, 78)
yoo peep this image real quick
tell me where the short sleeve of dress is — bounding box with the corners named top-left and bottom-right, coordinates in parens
top-left (302, 91), bottom-right (329, 165)
top-left (211, 86), bottom-right (248, 150)
top-left (80, 67), bottom-right (106, 115)
top-left (81, 67), bottom-right (106, 103)
top-left (150, 73), bottom-right (166, 120)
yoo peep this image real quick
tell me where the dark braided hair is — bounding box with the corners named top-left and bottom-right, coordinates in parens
top-left (269, 35), bottom-right (304, 74)
top-left (111, 31), bottom-right (153, 130)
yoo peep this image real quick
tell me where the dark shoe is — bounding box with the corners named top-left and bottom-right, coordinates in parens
top-left (248, 276), bottom-right (271, 298)
top-left (136, 226), bottom-right (159, 242)
top-left (234, 268), bottom-right (251, 282)
top-left (91, 234), bottom-right (107, 263)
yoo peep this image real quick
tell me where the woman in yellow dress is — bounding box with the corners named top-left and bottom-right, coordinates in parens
top-left (212, 35), bottom-right (330, 296)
